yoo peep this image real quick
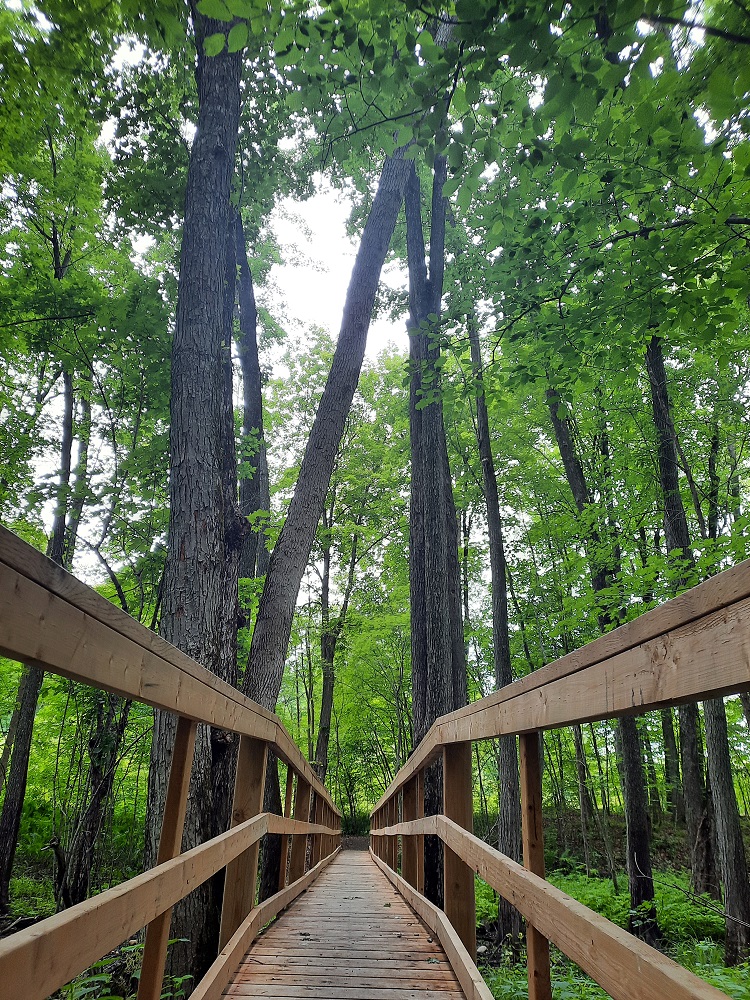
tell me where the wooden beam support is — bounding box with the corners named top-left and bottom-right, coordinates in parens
top-left (443, 742), bottom-right (476, 961)
top-left (519, 732), bottom-right (551, 1000)
top-left (401, 776), bottom-right (418, 888)
top-left (287, 777), bottom-right (312, 883)
top-left (277, 766), bottom-right (296, 891)
top-left (415, 769), bottom-right (425, 894)
top-left (137, 716), bottom-right (197, 1000)
top-left (219, 737), bottom-right (268, 949)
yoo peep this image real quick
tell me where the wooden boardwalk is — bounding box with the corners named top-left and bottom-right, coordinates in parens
top-left (224, 850), bottom-right (466, 1000)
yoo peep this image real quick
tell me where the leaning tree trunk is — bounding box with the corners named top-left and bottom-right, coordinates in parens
top-left (646, 334), bottom-right (749, 962)
top-left (468, 322), bottom-right (522, 946)
top-left (242, 151), bottom-right (413, 900)
top-left (144, 8), bottom-right (244, 987)
top-left (0, 367), bottom-right (74, 914)
top-left (546, 387), bottom-right (659, 943)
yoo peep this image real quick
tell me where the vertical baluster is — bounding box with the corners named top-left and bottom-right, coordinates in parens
top-left (388, 797), bottom-right (397, 870)
top-left (415, 769), bottom-right (424, 894)
top-left (288, 776), bottom-right (312, 882)
top-left (311, 793), bottom-right (324, 866)
top-left (278, 766), bottom-right (296, 891)
top-left (402, 776), bottom-right (418, 887)
top-left (520, 731), bottom-right (552, 1000)
top-left (219, 736), bottom-right (268, 948)
top-left (137, 717), bottom-right (197, 1000)
top-left (443, 742), bottom-right (476, 960)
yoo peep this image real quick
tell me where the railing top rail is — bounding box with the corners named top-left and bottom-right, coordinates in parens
top-left (0, 524), bottom-right (339, 815)
top-left (372, 556), bottom-right (750, 813)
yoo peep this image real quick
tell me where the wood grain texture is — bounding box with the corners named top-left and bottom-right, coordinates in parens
top-left (0, 531), bottom-right (339, 815)
top-left (137, 717), bottom-right (197, 1000)
top-left (224, 851), bottom-right (468, 1000)
top-left (519, 733), bottom-right (551, 1000)
top-left (369, 851), bottom-right (493, 1000)
top-left (371, 560), bottom-right (750, 812)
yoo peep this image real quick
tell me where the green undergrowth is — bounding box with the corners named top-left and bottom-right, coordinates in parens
top-left (476, 871), bottom-right (750, 1000)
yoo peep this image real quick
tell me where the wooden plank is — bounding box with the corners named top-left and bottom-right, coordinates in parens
top-left (220, 738), bottom-right (268, 948)
top-left (191, 849), bottom-right (340, 1000)
top-left (288, 777), bottom-right (312, 883)
top-left (370, 851), bottom-right (493, 1000)
top-left (436, 817), bottom-right (732, 1000)
top-left (519, 732), bottom-right (551, 1000)
top-left (371, 561), bottom-right (750, 812)
top-left (224, 987), bottom-right (465, 999)
top-left (0, 814), bottom-right (268, 1000)
top-left (138, 717), bottom-right (197, 1000)
top-left (443, 744), bottom-right (475, 962)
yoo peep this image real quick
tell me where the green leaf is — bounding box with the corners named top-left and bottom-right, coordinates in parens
top-left (227, 22), bottom-right (248, 52)
top-left (197, 0), bottom-right (233, 21)
top-left (203, 32), bottom-right (226, 55)
top-left (226, 0), bottom-right (254, 15)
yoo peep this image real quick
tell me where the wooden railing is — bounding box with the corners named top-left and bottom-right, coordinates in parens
top-left (0, 526), bottom-right (342, 1000)
top-left (371, 558), bottom-right (750, 1000)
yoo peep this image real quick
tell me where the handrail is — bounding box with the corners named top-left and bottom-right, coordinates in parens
top-left (370, 558), bottom-right (750, 1000)
top-left (0, 526), bottom-right (342, 1000)
top-left (372, 556), bottom-right (750, 811)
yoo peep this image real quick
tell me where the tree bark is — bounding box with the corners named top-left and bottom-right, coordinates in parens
top-left (145, 8), bottom-right (244, 985)
top-left (235, 209), bottom-right (271, 580)
top-left (646, 335), bottom-right (749, 961)
top-left (242, 151), bottom-right (411, 711)
top-left (645, 334), bottom-right (720, 897)
top-left (468, 321), bottom-right (522, 945)
top-left (546, 386), bottom-right (658, 942)
top-left (0, 367), bottom-right (75, 914)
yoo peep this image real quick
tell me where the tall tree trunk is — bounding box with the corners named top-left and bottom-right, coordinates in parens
top-left (546, 387), bottom-right (659, 942)
top-left (235, 210), bottom-right (270, 580)
top-left (646, 334), bottom-right (749, 962)
top-left (145, 9), bottom-right (243, 985)
top-left (468, 322), bottom-right (522, 945)
top-left (661, 708), bottom-right (684, 822)
top-left (405, 159), bottom-right (466, 907)
top-left (314, 532), bottom-right (358, 782)
top-left (241, 152), bottom-right (412, 900)
top-left (0, 367), bottom-right (75, 914)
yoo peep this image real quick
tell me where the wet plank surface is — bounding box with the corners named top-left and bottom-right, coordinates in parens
top-left (224, 850), bottom-right (466, 1000)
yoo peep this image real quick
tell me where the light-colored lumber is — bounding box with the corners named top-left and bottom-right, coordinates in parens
top-left (370, 851), bottom-right (493, 1000)
top-left (278, 766), bottom-right (296, 890)
top-left (0, 532), bottom-right (338, 815)
top-left (220, 737), bottom-right (268, 948)
top-left (0, 814), bottom-right (267, 1000)
top-left (436, 817), bottom-right (732, 1000)
top-left (288, 777), bottom-right (312, 883)
top-left (137, 716), bottom-right (197, 1000)
top-left (519, 732), bottom-right (551, 1000)
top-left (371, 561), bottom-right (750, 812)
top-left (401, 775), bottom-right (418, 888)
top-left (443, 743), bottom-right (476, 961)
top-left (190, 848), bottom-right (340, 1000)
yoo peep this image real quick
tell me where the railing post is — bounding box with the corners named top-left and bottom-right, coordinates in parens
top-left (219, 735), bottom-right (268, 949)
top-left (311, 792), bottom-right (324, 866)
top-left (402, 775), bottom-right (418, 887)
top-left (415, 769), bottom-right (424, 894)
top-left (388, 796), bottom-right (398, 870)
top-left (288, 776), bottom-right (312, 882)
top-left (277, 766), bottom-right (296, 891)
top-left (137, 717), bottom-right (197, 1000)
top-left (443, 742), bottom-right (476, 961)
top-left (520, 731), bottom-right (552, 1000)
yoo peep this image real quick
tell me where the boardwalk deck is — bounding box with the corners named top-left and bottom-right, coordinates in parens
top-left (224, 850), bottom-right (466, 1000)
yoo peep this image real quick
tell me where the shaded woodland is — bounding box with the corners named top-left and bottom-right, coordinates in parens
top-left (0, 1), bottom-right (749, 997)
